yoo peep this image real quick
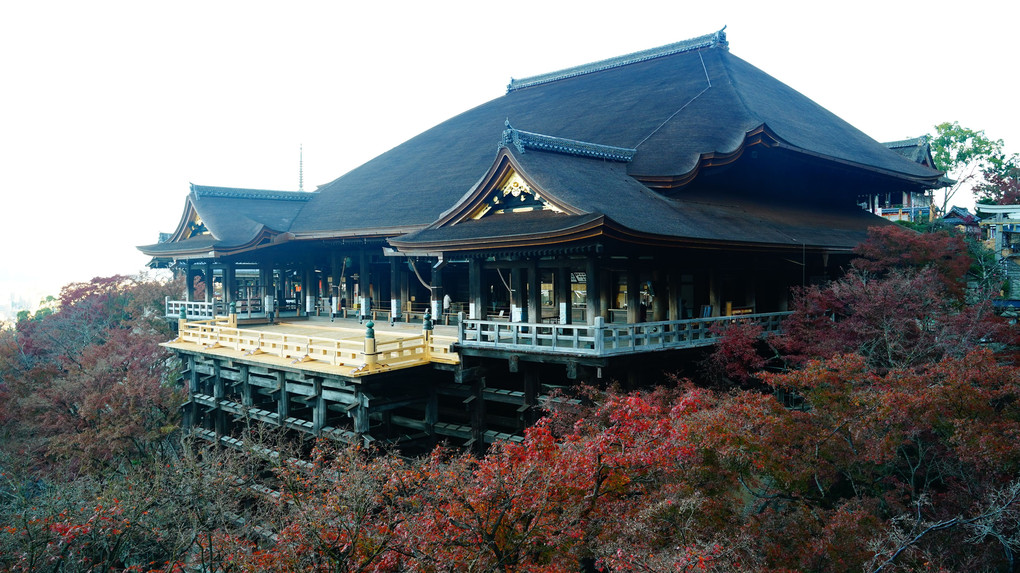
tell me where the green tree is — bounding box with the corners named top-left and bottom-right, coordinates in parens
top-left (928, 121), bottom-right (1008, 215)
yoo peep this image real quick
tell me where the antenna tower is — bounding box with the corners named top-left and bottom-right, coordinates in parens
top-left (299, 144), bottom-right (304, 192)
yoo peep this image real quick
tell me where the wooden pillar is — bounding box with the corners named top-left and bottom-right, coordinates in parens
top-left (556, 265), bottom-right (571, 324)
top-left (213, 361), bottom-right (226, 438)
top-left (667, 269), bottom-right (680, 321)
top-left (527, 259), bottom-right (540, 324)
top-left (184, 260), bottom-right (194, 302)
top-left (430, 264), bottom-right (444, 320)
top-left (468, 258), bottom-right (485, 320)
top-left (185, 355), bottom-right (199, 430)
top-left (600, 267), bottom-right (612, 323)
top-left (425, 385), bottom-right (438, 439)
top-left (626, 263), bottom-right (640, 324)
top-left (330, 253), bottom-right (342, 318)
top-left (204, 262), bottom-right (215, 302)
top-left (522, 364), bottom-right (539, 427)
top-left (469, 377), bottom-right (486, 456)
top-left (359, 250), bottom-right (370, 319)
top-left (259, 264), bottom-right (274, 316)
top-left (585, 256), bottom-right (602, 325)
top-left (708, 269), bottom-right (719, 317)
top-left (276, 371), bottom-right (288, 421)
top-left (510, 266), bottom-right (524, 322)
top-left (239, 365), bottom-right (252, 407)
top-left (304, 260), bottom-right (316, 315)
top-left (390, 258), bottom-right (403, 322)
top-left (400, 263), bottom-right (410, 319)
top-left (223, 263), bottom-right (235, 306)
top-left (352, 391), bottom-right (370, 435)
top-left (652, 269), bottom-right (667, 321)
top-left (312, 377), bottom-right (324, 434)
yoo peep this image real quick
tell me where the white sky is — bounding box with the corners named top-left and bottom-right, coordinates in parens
top-left (2, 0), bottom-right (1018, 302)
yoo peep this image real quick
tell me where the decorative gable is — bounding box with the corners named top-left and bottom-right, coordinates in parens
top-left (165, 200), bottom-right (213, 244)
top-left (183, 210), bottom-right (210, 239)
top-left (469, 169), bottom-right (565, 220)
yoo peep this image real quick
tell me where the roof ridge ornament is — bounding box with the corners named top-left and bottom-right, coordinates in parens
top-left (506, 27), bottom-right (727, 93)
top-left (500, 120), bottom-right (637, 162)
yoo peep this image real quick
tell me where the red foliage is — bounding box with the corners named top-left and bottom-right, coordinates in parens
top-left (0, 275), bottom-right (183, 476)
top-left (976, 166), bottom-right (1020, 205)
top-left (851, 225), bottom-right (971, 297)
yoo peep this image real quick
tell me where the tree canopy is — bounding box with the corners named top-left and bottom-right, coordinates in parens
top-left (1, 231), bottom-right (1019, 572)
top-left (928, 121), bottom-right (1017, 212)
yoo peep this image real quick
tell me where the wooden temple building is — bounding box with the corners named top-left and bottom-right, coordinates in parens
top-left (140, 29), bottom-right (944, 450)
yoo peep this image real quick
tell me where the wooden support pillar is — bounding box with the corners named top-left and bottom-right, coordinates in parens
top-left (667, 269), bottom-right (680, 321)
top-left (240, 365), bottom-right (252, 407)
top-left (204, 262), bottom-right (215, 302)
top-left (425, 385), bottom-right (438, 439)
top-left (527, 259), bottom-right (540, 324)
top-left (651, 269), bottom-right (667, 321)
top-left (223, 262), bottom-right (236, 306)
top-left (276, 371), bottom-right (288, 421)
top-left (184, 260), bottom-right (194, 302)
top-left (469, 377), bottom-right (486, 456)
top-left (585, 255), bottom-right (602, 325)
top-left (213, 361), bottom-right (226, 438)
top-left (510, 266), bottom-right (524, 322)
top-left (626, 263), bottom-right (641, 324)
top-left (185, 355), bottom-right (199, 430)
top-left (556, 266), bottom-right (571, 325)
top-left (600, 267), bottom-right (612, 323)
top-left (390, 257), bottom-right (403, 322)
top-left (352, 391), bottom-right (370, 435)
top-left (330, 253), bottom-right (342, 318)
top-left (468, 258), bottom-right (484, 320)
top-left (259, 264), bottom-right (274, 317)
top-left (304, 261), bottom-right (316, 315)
top-left (522, 364), bottom-right (539, 427)
top-left (312, 377), bottom-right (325, 434)
top-left (359, 250), bottom-right (370, 319)
top-left (430, 264), bottom-right (444, 320)
top-left (708, 269), bottom-right (719, 317)
top-left (400, 263), bottom-right (410, 319)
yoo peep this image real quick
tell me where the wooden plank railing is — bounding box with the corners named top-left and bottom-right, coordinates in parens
top-left (166, 298), bottom-right (224, 320)
top-left (172, 316), bottom-right (462, 370)
top-left (174, 317), bottom-right (439, 370)
top-left (457, 312), bottom-right (792, 357)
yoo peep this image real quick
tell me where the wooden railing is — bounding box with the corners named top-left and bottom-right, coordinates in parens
top-left (166, 298), bottom-right (224, 320)
top-left (457, 312), bottom-right (792, 357)
top-left (167, 298), bottom-right (273, 320)
top-left (173, 316), bottom-right (453, 371)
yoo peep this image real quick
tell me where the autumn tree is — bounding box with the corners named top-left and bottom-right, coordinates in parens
top-left (0, 274), bottom-right (184, 477)
top-left (976, 164), bottom-right (1020, 205)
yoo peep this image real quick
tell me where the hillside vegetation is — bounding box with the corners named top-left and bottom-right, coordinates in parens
top-left (2, 227), bottom-right (1019, 572)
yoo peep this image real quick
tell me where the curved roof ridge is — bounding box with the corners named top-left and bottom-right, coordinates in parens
top-left (500, 121), bottom-right (637, 162)
top-left (506, 27), bottom-right (727, 93)
top-left (191, 183), bottom-right (314, 202)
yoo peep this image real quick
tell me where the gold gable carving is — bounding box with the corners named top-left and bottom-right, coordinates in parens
top-left (469, 170), bottom-right (563, 220)
top-left (185, 211), bottom-right (210, 239)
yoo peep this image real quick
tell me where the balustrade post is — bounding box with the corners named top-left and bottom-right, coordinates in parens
top-left (422, 310), bottom-right (434, 360)
top-left (593, 316), bottom-right (605, 355)
top-left (363, 321), bottom-right (378, 368)
top-left (457, 312), bottom-right (465, 343)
